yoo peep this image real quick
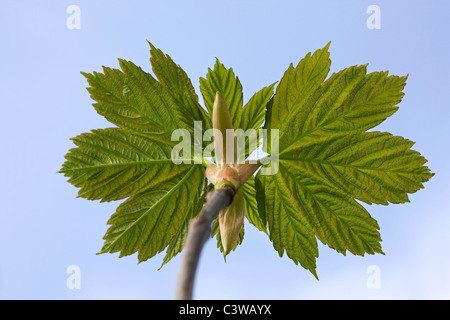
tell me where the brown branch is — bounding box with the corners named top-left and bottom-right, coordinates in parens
top-left (174, 185), bottom-right (235, 300)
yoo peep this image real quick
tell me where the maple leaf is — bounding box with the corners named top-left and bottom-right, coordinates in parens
top-left (256, 43), bottom-right (433, 277)
top-left (60, 42), bottom-right (433, 277)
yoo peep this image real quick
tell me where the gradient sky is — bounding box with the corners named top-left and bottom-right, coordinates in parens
top-left (1, 0), bottom-right (449, 300)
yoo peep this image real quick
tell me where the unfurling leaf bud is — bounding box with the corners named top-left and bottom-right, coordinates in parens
top-left (219, 188), bottom-right (245, 256)
top-left (212, 91), bottom-right (235, 167)
top-left (208, 92), bottom-right (261, 257)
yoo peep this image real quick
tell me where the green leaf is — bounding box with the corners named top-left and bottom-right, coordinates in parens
top-left (60, 128), bottom-right (189, 202)
top-left (199, 59), bottom-right (243, 120)
top-left (241, 176), bottom-right (267, 234)
top-left (256, 166), bottom-right (383, 257)
top-left (280, 131), bottom-right (433, 205)
top-left (234, 83), bottom-right (277, 132)
top-left (267, 43), bottom-right (331, 130)
top-left (159, 177), bottom-right (210, 269)
top-left (61, 41), bottom-right (433, 277)
top-left (265, 42), bottom-right (331, 153)
top-left (99, 165), bottom-right (205, 262)
top-left (200, 59), bottom-right (276, 132)
top-left (257, 43), bottom-right (433, 276)
top-left (236, 83), bottom-right (277, 159)
top-left (65, 46), bottom-right (222, 267)
top-left (200, 59), bottom-right (276, 159)
top-left (82, 59), bottom-right (182, 136)
top-left (148, 42), bottom-right (212, 131)
top-left (277, 65), bottom-right (408, 154)
top-left (60, 126), bottom-right (210, 264)
top-left (255, 172), bottom-right (319, 278)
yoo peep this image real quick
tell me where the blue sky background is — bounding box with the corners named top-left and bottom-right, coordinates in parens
top-left (0, 0), bottom-right (449, 299)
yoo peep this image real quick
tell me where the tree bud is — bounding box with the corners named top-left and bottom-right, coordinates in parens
top-left (212, 91), bottom-right (235, 167)
top-left (219, 188), bottom-right (245, 256)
